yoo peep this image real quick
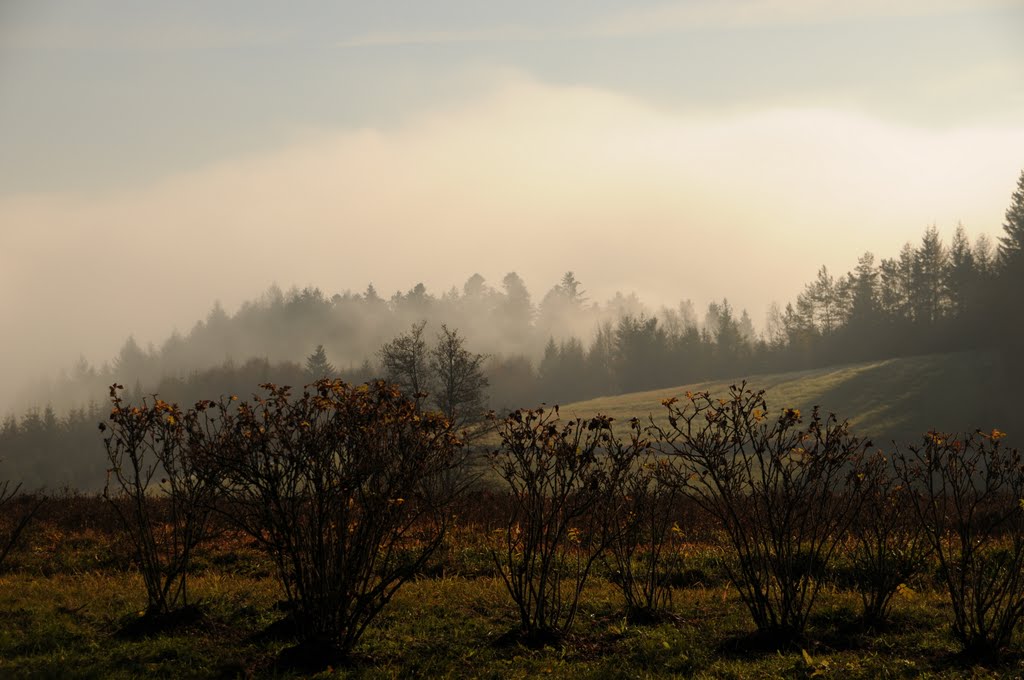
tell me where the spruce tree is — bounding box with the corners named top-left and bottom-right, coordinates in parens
top-left (998, 169), bottom-right (1024, 270)
top-left (305, 344), bottom-right (336, 380)
top-left (993, 170), bottom-right (1024, 406)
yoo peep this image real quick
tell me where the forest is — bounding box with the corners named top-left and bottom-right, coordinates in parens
top-left (2, 170), bottom-right (1023, 489)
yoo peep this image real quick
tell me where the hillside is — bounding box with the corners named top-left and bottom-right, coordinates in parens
top-left (559, 351), bottom-right (1011, 446)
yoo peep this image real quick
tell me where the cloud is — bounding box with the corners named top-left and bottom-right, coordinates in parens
top-left (338, 26), bottom-right (554, 48)
top-left (1, 74), bottom-right (1022, 410)
top-left (333, 0), bottom-right (1021, 48)
top-left (589, 0), bottom-right (1021, 35)
top-left (0, 15), bottom-right (294, 51)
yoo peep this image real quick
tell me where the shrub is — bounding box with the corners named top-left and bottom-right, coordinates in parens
top-left (652, 384), bottom-right (869, 643)
top-left (848, 450), bottom-right (932, 626)
top-left (894, 429), bottom-right (1024, 657)
top-left (489, 407), bottom-right (638, 642)
top-left (100, 385), bottom-right (220, 615)
top-left (0, 478), bottom-right (44, 571)
top-left (604, 423), bottom-right (687, 622)
top-left (213, 379), bottom-right (465, 656)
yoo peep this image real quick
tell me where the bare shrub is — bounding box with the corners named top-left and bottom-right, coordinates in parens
top-left (652, 384), bottom-right (869, 643)
top-left (0, 478), bottom-right (44, 571)
top-left (848, 450), bottom-right (932, 626)
top-left (100, 385), bottom-right (220, 615)
top-left (214, 379), bottom-right (465, 656)
top-left (894, 429), bottom-right (1024, 657)
top-left (489, 407), bottom-right (637, 642)
top-left (604, 424), bottom-right (687, 622)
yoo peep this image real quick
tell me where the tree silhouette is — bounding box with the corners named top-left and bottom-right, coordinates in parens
top-left (379, 321), bottom-right (430, 400)
top-left (429, 325), bottom-right (489, 432)
top-left (912, 226), bottom-right (949, 327)
top-left (305, 344), bottom-right (336, 380)
top-left (995, 170), bottom-right (1024, 387)
top-left (998, 169), bottom-right (1024, 269)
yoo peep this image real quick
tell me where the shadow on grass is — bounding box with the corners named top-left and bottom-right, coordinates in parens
top-left (115, 603), bottom-right (205, 639)
top-left (243, 608), bottom-right (364, 675)
top-left (491, 626), bottom-right (567, 651)
top-left (804, 607), bottom-right (878, 652)
top-left (714, 628), bottom-right (806, 660)
top-left (920, 647), bottom-right (1024, 677)
top-left (245, 613), bottom-right (299, 645)
top-left (625, 607), bottom-right (685, 626)
top-left (274, 638), bottom-right (351, 675)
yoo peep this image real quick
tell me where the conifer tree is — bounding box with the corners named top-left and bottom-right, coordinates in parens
top-left (305, 344), bottom-right (336, 379)
top-left (998, 169), bottom-right (1024, 270)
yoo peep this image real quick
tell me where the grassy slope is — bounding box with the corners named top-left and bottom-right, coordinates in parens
top-left (560, 351), bottom-right (1005, 445)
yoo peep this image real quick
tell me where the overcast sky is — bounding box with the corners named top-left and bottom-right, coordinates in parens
top-left (1, 0), bottom-right (1023, 411)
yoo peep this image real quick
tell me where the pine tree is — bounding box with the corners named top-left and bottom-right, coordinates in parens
top-left (998, 169), bottom-right (1024, 270)
top-left (994, 170), bottom-right (1024, 387)
top-left (913, 226), bottom-right (949, 325)
top-left (305, 344), bottom-right (336, 380)
top-left (498, 272), bottom-right (534, 349)
top-left (847, 252), bottom-right (880, 327)
top-left (946, 224), bottom-right (977, 320)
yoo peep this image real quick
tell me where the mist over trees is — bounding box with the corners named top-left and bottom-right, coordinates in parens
top-left (3, 170), bottom-right (1024, 489)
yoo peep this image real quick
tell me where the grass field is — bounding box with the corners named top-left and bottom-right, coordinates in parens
top-left (0, 569), bottom-right (1001, 679)
top-left (560, 351), bottom-right (1007, 446)
top-left (1, 503), bottom-right (1022, 679)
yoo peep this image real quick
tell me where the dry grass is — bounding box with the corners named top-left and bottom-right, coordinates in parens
top-left (2, 499), bottom-right (1024, 678)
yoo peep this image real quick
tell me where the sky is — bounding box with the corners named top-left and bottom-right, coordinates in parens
top-left (1, 0), bottom-right (1023, 411)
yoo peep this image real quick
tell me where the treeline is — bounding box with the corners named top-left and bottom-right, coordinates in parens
top-left (3, 172), bottom-right (1024, 488)
top-left (29, 221), bottom-right (1012, 410)
top-left (25, 271), bottom-right (648, 412)
top-left (0, 403), bottom-right (108, 489)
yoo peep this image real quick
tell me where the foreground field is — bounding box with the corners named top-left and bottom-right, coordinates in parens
top-left (0, 572), bottom-right (991, 679)
top-left (1, 506), bottom-right (1022, 679)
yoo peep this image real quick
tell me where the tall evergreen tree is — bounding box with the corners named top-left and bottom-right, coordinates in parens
top-left (537, 337), bottom-right (561, 400)
top-left (998, 169), bottom-right (1024, 270)
top-left (913, 226), bottom-right (949, 326)
top-left (613, 315), bottom-right (668, 393)
top-left (559, 271), bottom-right (586, 305)
top-left (586, 322), bottom-right (616, 396)
top-left (710, 300), bottom-right (743, 366)
top-left (896, 243), bottom-right (916, 322)
top-left (808, 266), bottom-right (842, 335)
top-left (946, 224), bottom-right (977, 321)
top-left (974, 234), bottom-right (996, 278)
top-left (847, 253), bottom-right (880, 326)
top-left (994, 170), bottom-right (1024, 388)
top-left (538, 272), bottom-right (589, 341)
top-left (305, 344), bottom-right (336, 379)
